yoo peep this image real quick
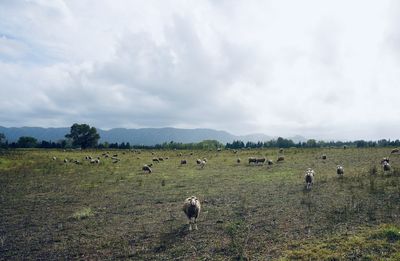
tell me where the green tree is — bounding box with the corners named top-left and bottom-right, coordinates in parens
top-left (17, 136), bottom-right (37, 148)
top-left (65, 123), bottom-right (100, 149)
top-left (0, 133), bottom-right (5, 144)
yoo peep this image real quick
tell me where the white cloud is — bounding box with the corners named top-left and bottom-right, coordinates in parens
top-left (0, 0), bottom-right (400, 140)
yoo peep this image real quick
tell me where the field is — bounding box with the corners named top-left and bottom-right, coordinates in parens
top-left (1, 147), bottom-right (400, 260)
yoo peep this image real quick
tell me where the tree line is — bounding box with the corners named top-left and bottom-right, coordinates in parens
top-left (1, 124), bottom-right (399, 150)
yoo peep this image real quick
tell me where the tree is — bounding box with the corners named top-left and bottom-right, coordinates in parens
top-left (0, 133), bottom-right (5, 143)
top-left (65, 123), bottom-right (100, 149)
top-left (17, 136), bottom-right (37, 148)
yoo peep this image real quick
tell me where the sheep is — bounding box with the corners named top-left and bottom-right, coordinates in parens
top-left (158, 157), bottom-right (164, 161)
top-left (279, 148), bottom-right (284, 153)
top-left (182, 196), bottom-right (201, 231)
top-left (256, 158), bottom-right (266, 164)
top-left (203, 158), bottom-right (207, 162)
top-left (248, 157), bottom-right (257, 164)
top-left (305, 168), bottom-right (315, 189)
top-left (380, 157), bottom-right (390, 165)
top-left (142, 164), bottom-right (152, 173)
top-left (181, 159), bottom-right (187, 165)
top-left (322, 154), bottom-right (327, 160)
top-left (152, 158), bottom-right (159, 163)
top-left (277, 156), bottom-right (285, 162)
top-left (337, 165), bottom-right (344, 176)
top-left (383, 161), bottom-right (391, 172)
top-left (90, 159), bottom-right (100, 164)
top-left (74, 160), bottom-right (81, 165)
top-left (64, 159), bottom-right (68, 163)
top-left (199, 160), bottom-right (206, 169)
top-left (217, 148), bottom-right (222, 152)
top-left (391, 148), bottom-right (399, 154)
top-left (196, 159), bottom-right (202, 165)
top-left (237, 158), bottom-right (241, 164)
top-left (267, 159), bottom-right (273, 165)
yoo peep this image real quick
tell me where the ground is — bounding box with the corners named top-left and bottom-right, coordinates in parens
top-left (0, 147), bottom-right (399, 260)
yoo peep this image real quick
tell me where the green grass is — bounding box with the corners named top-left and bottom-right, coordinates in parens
top-left (0, 147), bottom-right (399, 260)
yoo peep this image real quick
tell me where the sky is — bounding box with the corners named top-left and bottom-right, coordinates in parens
top-left (1, 0), bottom-right (400, 140)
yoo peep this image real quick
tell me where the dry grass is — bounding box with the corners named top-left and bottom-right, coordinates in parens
top-left (0, 147), bottom-right (399, 260)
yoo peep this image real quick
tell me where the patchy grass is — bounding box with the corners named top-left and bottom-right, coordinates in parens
top-left (71, 207), bottom-right (94, 220)
top-left (0, 147), bottom-right (399, 260)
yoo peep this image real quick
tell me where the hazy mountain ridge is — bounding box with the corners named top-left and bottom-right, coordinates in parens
top-left (0, 126), bottom-right (306, 145)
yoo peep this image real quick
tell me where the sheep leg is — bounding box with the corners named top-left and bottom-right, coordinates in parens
top-left (188, 218), bottom-right (193, 231)
top-left (194, 219), bottom-right (198, 230)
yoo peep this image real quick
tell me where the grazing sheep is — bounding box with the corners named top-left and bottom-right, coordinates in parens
top-left (256, 158), bottom-right (266, 164)
top-left (196, 159), bottom-right (202, 164)
top-left (158, 157), bottom-right (164, 161)
top-left (152, 158), bottom-right (159, 163)
top-left (322, 154), bottom-right (327, 160)
top-left (391, 148), bottom-right (399, 154)
top-left (148, 163), bottom-right (153, 167)
top-left (248, 157), bottom-right (257, 164)
top-left (182, 196), bottom-right (201, 231)
top-left (142, 164), bottom-right (152, 173)
top-left (52, 156), bottom-right (57, 161)
top-left (267, 159), bottom-right (273, 165)
top-left (113, 154), bottom-right (118, 157)
top-left (199, 160), bottom-right (206, 169)
top-left (90, 159), bottom-right (100, 164)
top-left (279, 148), bottom-right (284, 153)
top-left (203, 158), bottom-right (207, 162)
top-left (277, 156), bottom-right (285, 162)
top-left (305, 168), bottom-right (315, 189)
top-left (64, 159), bottom-right (68, 163)
top-left (74, 160), bottom-right (81, 165)
top-left (237, 158), bottom-right (241, 164)
top-left (337, 165), bottom-right (344, 176)
top-left (383, 161), bottom-right (391, 172)
top-left (181, 159), bottom-right (187, 165)
top-left (217, 148), bottom-right (222, 152)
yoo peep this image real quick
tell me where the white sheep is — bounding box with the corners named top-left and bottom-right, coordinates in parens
top-left (199, 160), bottom-right (206, 169)
top-left (52, 156), bottom-right (57, 161)
top-left (182, 196), bottom-right (201, 231)
top-left (305, 168), bottom-right (315, 189)
top-left (142, 164), bottom-right (152, 173)
top-left (383, 161), bottom-right (391, 172)
top-left (337, 165), bottom-right (344, 176)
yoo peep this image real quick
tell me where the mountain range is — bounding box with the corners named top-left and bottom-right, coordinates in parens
top-left (0, 126), bottom-right (306, 145)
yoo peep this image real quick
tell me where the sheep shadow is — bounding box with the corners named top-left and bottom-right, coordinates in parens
top-left (153, 225), bottom-right (194, 254)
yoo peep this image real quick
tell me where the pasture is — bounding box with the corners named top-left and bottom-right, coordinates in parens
top-left (0, 147), bottom-right (400, 260)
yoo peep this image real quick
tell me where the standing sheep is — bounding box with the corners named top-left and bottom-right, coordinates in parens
top-left (237, 158), bottom-right (241, 164)
top-left (337, 165), bottom-right (344, 176)
top-left (391, 148), bottom-right (399, 154)
top-left (277, 156), bottom-right (285, 162)
top-left (180, 159), bottom-right (187, 165)
top-left (383, 161), bottom-right (391, 172)
top-left (305, 168), bottom-right (315, 190)
top-left (182, 196), bottom-right (201, 231)
top-left (142, 164), bottom-right (152, 173)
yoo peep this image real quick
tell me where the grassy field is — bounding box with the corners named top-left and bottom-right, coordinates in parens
top-left (0, 147), bottom-right (400, 260)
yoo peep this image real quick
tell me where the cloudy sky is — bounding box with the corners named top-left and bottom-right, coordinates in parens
top-left (1, 0), bottom-right (400, 140)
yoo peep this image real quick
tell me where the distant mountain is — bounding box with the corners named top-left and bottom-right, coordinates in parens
top-left (0, 126), bottom-right (305, 146)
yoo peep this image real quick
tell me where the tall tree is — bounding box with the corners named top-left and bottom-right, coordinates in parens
top-left (65, 123), bottom-right (100, 149)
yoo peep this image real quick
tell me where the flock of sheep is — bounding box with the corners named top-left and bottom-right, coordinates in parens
top-left (52, 147), bottom-right (398, 232)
